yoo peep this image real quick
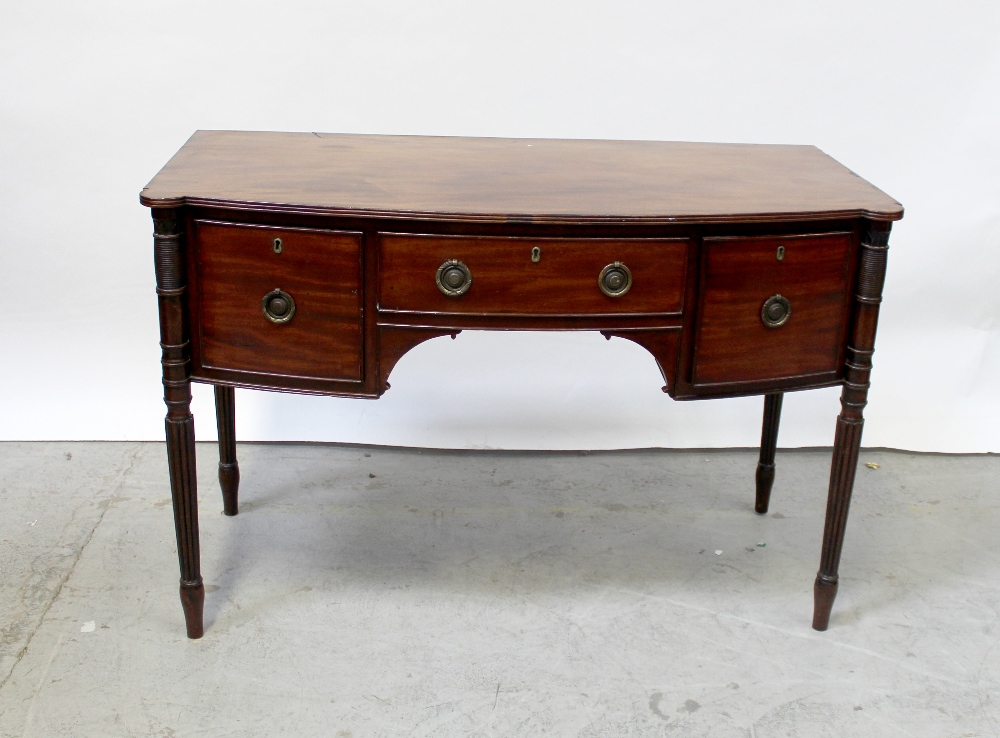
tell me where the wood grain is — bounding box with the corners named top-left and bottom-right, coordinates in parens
top-left (143, 133), bottom-right (903, 636)
top-left (193, 220), bottom-right (363, 382)
top-left (379, 235), bottom-right (689, 316)
top-left (692, 232), bottom-right (854, 386)
top-left (141, 131), bottom-right (903, 224)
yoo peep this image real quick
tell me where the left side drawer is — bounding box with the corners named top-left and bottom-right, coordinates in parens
top-left (192, 221), bottom-right (363, 382)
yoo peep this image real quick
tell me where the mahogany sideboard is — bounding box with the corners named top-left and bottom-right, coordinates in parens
top-left (140, 130), bottom-right (903, 638)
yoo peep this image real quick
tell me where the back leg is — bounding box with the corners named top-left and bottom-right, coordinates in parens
top-left (214, 385), bottom-right (240, 516)
top-left (755, 393), bottom-right (783, 514)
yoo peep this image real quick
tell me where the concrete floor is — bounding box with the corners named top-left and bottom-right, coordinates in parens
top-left (0, 443), bottom-right (997, 737)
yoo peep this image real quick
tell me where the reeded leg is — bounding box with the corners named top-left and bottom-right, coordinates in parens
top-left (813, 398), bottom-right (865, 631)
top-left (755, 393), bottom-right (783, 514)
top-left (812, 222), bottom-right (891, 631)
top-left (166, 404), bottom-right (203, 639)
top-left (154, 209), bottom-right (204, 639)
top-left (214, 385), bottom-right (240, 516)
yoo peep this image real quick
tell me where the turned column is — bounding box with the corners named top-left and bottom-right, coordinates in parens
top-left (813, 222), bottom-right (891, 631)
top-left (153, 209), bottom-right (204, 639)
top-left (755, 393), bottom-right (783, 514)
top-left (214, 386), bottom-right (240, 516)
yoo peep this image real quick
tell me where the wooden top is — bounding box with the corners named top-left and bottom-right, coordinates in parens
top-left (141, 130), bottom-right (903, 224)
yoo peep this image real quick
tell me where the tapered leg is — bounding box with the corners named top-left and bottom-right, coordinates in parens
top-left (812, 222), bottom-right (891, 631)
top-left (154, 209), bottom-right (204, 639)
top-left (214, 385), bottom-right (240, 516)
top-left (813, 408), bottom-right (864, 630)
top-left (166, 405), bottom-right (203, 639)
top-left (755, 393), bottom-right (783, 514)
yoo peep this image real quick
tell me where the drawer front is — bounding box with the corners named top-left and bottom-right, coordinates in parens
top-left (692, 232), bottom-right (853, 386)
top-left (194, 221), bottom-right (363, 382)
top-left (379, 234), bottom-right (689, 315)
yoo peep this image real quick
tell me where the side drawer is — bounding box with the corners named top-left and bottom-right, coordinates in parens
top-left (193, 221), bottom-right (363, 382)
top-left (379, 234), bottom-right (689, 315)
top-left (692, 232), bottom-right (854, 387)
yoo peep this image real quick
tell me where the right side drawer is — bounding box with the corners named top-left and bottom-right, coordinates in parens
top-left (692, 232), bottom-right (854, 387)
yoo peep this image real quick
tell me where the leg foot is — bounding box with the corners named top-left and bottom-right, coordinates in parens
top-left (219, 463), bottom-right (240, 516)
top-left (180, 580), bottom-right (205, 639)
top-left (214, 386), bottom-right (240, 516)
top-left (812, 574), bottom-right (838, 631)
top-left (754, 463), bottom-right (775, 514)
top-left (755, 393), bottom-right (783, 514)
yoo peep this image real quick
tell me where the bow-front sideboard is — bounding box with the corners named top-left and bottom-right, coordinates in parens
top-left (140, 131), bottom-right (903, 638)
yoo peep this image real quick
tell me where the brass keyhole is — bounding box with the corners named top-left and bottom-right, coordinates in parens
top-left (273, 238), bottom-right (283, 254)
top-left (531, 246), bottom-right (541, 263)
top-left (776, 245), bottom-right (785, 261)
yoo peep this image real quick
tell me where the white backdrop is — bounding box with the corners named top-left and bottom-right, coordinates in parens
top-left (1, 1), bottom-right (997, 451)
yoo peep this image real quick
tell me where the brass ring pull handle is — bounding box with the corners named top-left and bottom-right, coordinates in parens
top-left (598, 262), bottom-right (632, 297)
top-left (262, 288), bottom-right (296, 324)
top-left (761, 294), bottom-right (791, 328)
top-left (436, 260), bottom-right (472, 297)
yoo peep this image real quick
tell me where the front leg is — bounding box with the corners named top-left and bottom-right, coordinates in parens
top-left (214, 385), bottom-right (240, 516)
top-left (165, 392), bottom-right (203, 639)
top-left (812, 222), bottom-right (890, 630)
top-left (813, 401), bottom-right (864, 630)
top-left (154, 210), bottom-right (204, 639)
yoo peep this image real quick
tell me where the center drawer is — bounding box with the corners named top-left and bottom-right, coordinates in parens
top-left (379, 234), bottom-right (690, 315)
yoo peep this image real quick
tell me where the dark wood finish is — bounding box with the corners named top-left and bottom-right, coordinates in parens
top-left (377, 326), bottom-right (460, 393)
top-left (214, 385), bottom-right (239, 516)
top-left (755, 393), bottom-right (783, 514)
top-left (379, 235), bottom-right (688, 316)
top-left (191, 221), bottom-right (364, 387)
top-left (813, 223), bottom-right (891, 631)
top-left (142, 132), bottom-right (902, 637)
top-left (601, 329), bottom-right (681, 394)
top-left (141, 131), bottom-right (903, 224)
top-left (153, 209), bottom-right (204, 639)
top-left (693, 233), bottom-right (854, 387)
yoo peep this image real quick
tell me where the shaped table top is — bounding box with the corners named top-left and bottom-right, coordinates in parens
top-left (141, 130), bottom-right (903, 225)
